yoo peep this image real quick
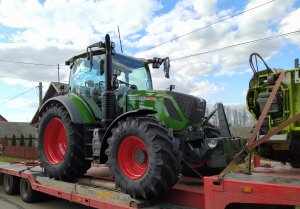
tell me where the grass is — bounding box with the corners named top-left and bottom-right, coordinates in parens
top-left (0, 156), bottom-right (29, 163)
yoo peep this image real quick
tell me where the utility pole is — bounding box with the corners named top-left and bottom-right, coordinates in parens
top-left (117, 25), bottom-right (123, 53)
top-left (38, 82), bottom-right (43, 110)
top-left (57, 64), bottom-right (60, 83)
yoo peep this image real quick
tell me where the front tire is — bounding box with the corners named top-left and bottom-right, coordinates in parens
top-left (106, 117), bottom-right (182, 199)
top-left (38, 103), bottom-right (91, 180)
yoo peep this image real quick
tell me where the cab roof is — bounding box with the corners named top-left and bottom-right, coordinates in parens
top-left (65, 47), bottom-right (106, 65)
top-left (65, 47), bottom-right (147, 65)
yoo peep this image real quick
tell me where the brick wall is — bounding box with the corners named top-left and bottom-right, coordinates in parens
top-left (3, 146), bottom-right (38, 160)
top-left (0, 139), bottom-right (8, 146)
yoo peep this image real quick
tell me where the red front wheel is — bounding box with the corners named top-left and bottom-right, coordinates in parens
top-left (118, 136), bottom-right (149, 179)
top-left (106, 117), bottom-right (182, 200)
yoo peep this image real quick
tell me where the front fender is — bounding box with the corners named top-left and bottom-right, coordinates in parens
top-left (40, 93), bottom-right (97, 124)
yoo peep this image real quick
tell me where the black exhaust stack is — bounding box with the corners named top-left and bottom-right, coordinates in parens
top-left (102, 34), bottom-right (116, 127)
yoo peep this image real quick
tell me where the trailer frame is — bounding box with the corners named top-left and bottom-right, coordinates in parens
top-left (0, 161), bottom-right (299, 209)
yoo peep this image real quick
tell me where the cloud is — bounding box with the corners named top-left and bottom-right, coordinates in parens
top-left (192, 0), bottom-right (217, 16)
top-left (135, 0), bottom-right (295, 77)
top-left (0, 98), bottom-right (38, 122)
top-left (0, 0), bottom-right (299, 108)
top-left (0, 43), bottom-right (73, 84)
top-left (152, 74), bottom-right (224, 99)
top-left (0, 0), bottom-right (164, 90)
top-left (2, 112), bottom-right (36, 122)
top-left (280, 7), bottom-right (300, 47)
top-left (0, 77), bottom-right (37, 88)
top-left (129, 0), bottom-right (296, 100)
top-left (0, 0), bottom-right (162, 48)
top-left (1, 98), bottom-right (38, 109)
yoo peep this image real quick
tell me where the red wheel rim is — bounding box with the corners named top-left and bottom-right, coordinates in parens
top-left (44, 118), bottom-right (67, 164)
top-left (118, 136), bottom-right (149, 179)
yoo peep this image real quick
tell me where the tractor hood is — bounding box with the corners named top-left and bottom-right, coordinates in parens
top-left (165, 91), bottom-right (206, 124)
top-left (126, 90), bottom-right (206, 131)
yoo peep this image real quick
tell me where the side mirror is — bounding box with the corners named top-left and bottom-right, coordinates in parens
top-left (86, 41), bottom-right (104, 70)
top-left (163, 57), bottom-right (170, 78)
top-left (148, 57), bottom-right (171, 78)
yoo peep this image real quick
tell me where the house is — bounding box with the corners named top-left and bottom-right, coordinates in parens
top-left (31, 82), bottom-right (69, 125)
top-left (0, 122), bottom-right (36, 145)
top-left (0, 115), bottom-right (8, 122)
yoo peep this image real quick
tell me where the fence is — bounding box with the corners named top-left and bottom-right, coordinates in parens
top-left (3, 146), bottom-right (38, 160)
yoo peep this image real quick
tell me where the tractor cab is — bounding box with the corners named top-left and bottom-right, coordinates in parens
top-left (66, 48), bottom-right (155, 117)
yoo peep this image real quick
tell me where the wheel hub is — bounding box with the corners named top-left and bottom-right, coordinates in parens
top-left (135, 149), bottom-right (147, 164)
top-left (44, 118), bottom-right (67, 165)
top-left (118, 136), bottom-right (149, 179)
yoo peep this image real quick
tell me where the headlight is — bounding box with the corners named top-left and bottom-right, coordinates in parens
top-left (207, 139), bottom-right (218, 148)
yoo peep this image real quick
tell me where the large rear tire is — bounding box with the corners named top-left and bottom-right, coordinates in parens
top-left (106, 117), bottom-right (182, 199)
top-left (38, 103), bottom-right (91, 180)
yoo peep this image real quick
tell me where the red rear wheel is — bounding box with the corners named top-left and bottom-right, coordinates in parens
top-left (44, 118), bottom-right (67, 164)
top-left (38, 103), bottom-right (91, 180)
top-left (118, 136), bottom-right (148, 179)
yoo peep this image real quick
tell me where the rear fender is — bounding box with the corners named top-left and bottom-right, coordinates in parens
top-left (99, 109), bottom-right (157, 163)
top-left (39, 94), bottom-right (96, 124)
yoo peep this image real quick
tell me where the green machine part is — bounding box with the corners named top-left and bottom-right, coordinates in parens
top-left (247, 69), bottom-right (300, 134)
top-left (125, 90), bottom-right (201, 132)
top-left (68, 93), bottom-right (98, 124)
top-left (246, 53), bottom-right (300, 166)
top-left (39, 92), bottom-right (98, 125)
top-left (37, 37), bottom-right (243, 200)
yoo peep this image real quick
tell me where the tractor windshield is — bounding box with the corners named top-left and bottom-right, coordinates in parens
top-left (69, 53), bottom-right (152, 98)
top-left (113, 54), bottom-right (153, 90)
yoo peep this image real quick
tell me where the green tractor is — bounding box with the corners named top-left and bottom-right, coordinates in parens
top-left (38, 34), bottom-right (242, 199)
top-left (246, 53), bottom-right (300, 167)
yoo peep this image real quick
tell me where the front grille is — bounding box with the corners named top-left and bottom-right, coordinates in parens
top-left (166, 91), bottom-right (206, 123)
top-left (165, 99), bottom-right (181, 121)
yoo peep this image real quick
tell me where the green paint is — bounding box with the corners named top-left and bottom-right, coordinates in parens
top-left (127, 90), bottom-right (200, 131)
top-left (68, 93), bottom-right (97, 124)
top-left (65, 89), bottom-right (203, 131)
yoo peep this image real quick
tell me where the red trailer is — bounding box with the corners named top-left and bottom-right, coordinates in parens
top-left (0, 160), bottom-right (299, 209)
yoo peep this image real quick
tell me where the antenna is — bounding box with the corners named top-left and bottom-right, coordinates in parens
top-left (57, 64), bottom-right (60, 82)
top-left (117, 25), bottom-right (123, 53)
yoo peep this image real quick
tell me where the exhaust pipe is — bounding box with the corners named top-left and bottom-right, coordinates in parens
top-left (101, 34), bottom-right (116, 127)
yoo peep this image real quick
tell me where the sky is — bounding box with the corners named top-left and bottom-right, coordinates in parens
top-left (0, 0), bottom-right (300, 122)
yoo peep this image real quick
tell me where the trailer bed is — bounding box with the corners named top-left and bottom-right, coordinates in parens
top-left (0, 162), bottom-right (300, 209)
top-left (0, 162), bottom-right (203, 209)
